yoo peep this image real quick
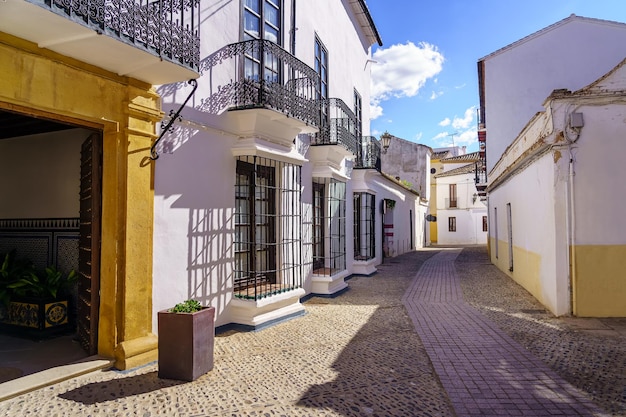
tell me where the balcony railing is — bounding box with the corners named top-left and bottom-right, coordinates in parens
top-left (474, 161), bottom-right (487, 192)
top-left (445, 198), bottom-right (458, 209)
top-left (32, 0), bottom-right (200, 72)
top-left (354, 136), bottom-right (381, 170)
top-left (202, 39), bottom-right (320, 127)
top-left (311, 98), bottom-right (358, 155)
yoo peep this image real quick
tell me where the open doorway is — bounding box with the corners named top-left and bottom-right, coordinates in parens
top-left (0, 109), bottom-right (102, 381)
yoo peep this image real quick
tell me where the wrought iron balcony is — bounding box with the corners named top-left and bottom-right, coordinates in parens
top-left (1, 0), bottom-right (200, 84)
top-left (202, 39), bottom-right (320, 128)
top-left (474, 161), bottom-right (487, 193)
top-left (311, 98), bottom-right (358, 155)
top-left (354, 136), bottom-right (381, 170)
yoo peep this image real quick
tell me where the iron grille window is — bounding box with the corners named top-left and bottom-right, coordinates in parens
top-left (234, 156), bottom-right (302, 300)
top-left (243, 0), bottom-right (282, 82)
top-left (448, 217), bottom-right (457, 232)
top-left (312, 182), bottom-right (325, 270)
top-left (354, 192), bottom-right (375, 261)
top-left (312, 178), bottom-right (346, 275)
top-left (483, 215), bottom-right (488, 232)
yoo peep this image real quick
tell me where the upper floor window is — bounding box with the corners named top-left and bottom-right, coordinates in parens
top-left (449, 184), bottom-right (457, 208)
top-left (314, 36), bottom-right (329, 101)
top-left (354, 89), bottom-right (362, 139)
top-left (243, 0), bottom-right (282, 82)
top-left (244, 0), bottom-right (281, 43)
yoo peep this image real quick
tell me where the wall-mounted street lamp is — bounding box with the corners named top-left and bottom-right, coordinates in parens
top-left (380, 131), bottom-right (392, 153)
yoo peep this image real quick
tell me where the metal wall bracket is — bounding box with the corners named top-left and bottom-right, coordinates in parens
top-left (150, 79), bottom-right (198, 160)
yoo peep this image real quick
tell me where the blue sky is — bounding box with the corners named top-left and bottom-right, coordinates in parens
top-left (365, 0), bottom-right (626, 152)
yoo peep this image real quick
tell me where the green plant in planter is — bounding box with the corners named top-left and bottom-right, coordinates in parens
top-left (170, 299), bottom-right (202, 313)
top-left (8, 265), bottom-right (77, 299)
top-left (0, 251), bottom-right (36, 305)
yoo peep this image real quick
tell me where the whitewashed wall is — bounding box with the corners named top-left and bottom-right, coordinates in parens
top-left (488, 151), bottom-right (569, 315)
top-left (153, 0), bottom-right (376, 331)
top-left (569, 102), bottom-right (626, 245)
top-left (436, 173), bottom-right (487, 245)
top-left (482, 17), bottom-right (626, 172)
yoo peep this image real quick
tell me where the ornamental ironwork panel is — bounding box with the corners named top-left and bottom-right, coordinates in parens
top-left (354, 136), bottom-right (381, 170)
top-left (33, 0), bottom-right (200, 71)
top-left (201, 39), bottom-right (320, 128)
top-left (311, 98), bottom-right (358, 155)
top-left (474, 161), bottom-right (487, 185)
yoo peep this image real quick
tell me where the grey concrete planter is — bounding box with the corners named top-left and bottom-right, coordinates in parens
top-left (157, 306), bottom-right (215, 381)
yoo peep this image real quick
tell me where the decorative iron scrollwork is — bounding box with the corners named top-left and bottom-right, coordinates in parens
top-left (150, 79), bottom-right (198, 160)
top-left (47, 0), bottom-right (200, 71)
top-left (201, 39), bottom-right (320, 128)
top-left (311, 98), bottom-right (358, 155)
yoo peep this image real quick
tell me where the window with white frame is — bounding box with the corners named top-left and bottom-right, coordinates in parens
top-left (234, 155), bottom-right (302, 300)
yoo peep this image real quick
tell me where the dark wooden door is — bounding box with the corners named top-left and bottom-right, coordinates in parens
top-left (77, 133), bottom-right (102, 355)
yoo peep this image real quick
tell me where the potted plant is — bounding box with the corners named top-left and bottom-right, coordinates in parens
top-left (0, 252), bottom-right (77, 338)
top-left (158, 299), bottom-right (215, 381)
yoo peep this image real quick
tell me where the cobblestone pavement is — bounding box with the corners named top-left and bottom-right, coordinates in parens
top-left (0, 246), bottom-right (624, 416)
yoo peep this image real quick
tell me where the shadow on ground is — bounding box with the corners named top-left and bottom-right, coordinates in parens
top-left (297, 249), bottom-right (456, 416)
top-left (58, 371), bottom-right (183, 405)
top-left (456, 245), bottom-right (626, 416)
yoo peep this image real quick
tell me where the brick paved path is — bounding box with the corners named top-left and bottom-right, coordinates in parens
top-left (403, 249), bottom-right (603, 417)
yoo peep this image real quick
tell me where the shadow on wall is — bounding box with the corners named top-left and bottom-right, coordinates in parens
top-left (151, 105), bottom-right (235, 322)
top-left (187, 207), bottom-right (233, 310)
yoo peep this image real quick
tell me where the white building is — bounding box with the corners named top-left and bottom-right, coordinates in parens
top-left (480, 15), bottom-right (626, 317)
top-left (434, 152), bottom-right (487, 245)
top-left (151, 1), bottom-right (425, 331)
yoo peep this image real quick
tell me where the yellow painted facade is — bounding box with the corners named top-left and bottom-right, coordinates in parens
top-left (0, 33), bottom-right (160, 369)
top-left (572, 245), bottom-right (626, 317)
top-left (429, 159), bottom-right (443, 244)
top-left (489, 237), bottom-right (545, 306)
top-left (490, 236), bottom-right (626, 317)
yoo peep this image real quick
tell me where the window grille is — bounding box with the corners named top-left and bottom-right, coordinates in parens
top-left (312, 178), bottom-right (346, 275)
top-left (448, 217), bottom-right (456, 232)
top-left (234, 156), bottom-right (302, 300)
top-left (354, 192), bottom-right (375, 261)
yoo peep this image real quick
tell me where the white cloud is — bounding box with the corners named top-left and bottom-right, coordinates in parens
top-left (369, 41), bottom-right (444, 120)
top-left (451, 106), bottom-right (476, 130)
top-left (432, 132), bottom-right (449, 141)
top-left (455, 127), bottom-right (478, 146)
top-left (414, 132), bottom-right (423, 141)
top-left (430, 91), bottom-right (443, 100)
top-left (370, 103), bottom-right (383, 120)
top-left (432, 106), bottom-right (479, 148)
